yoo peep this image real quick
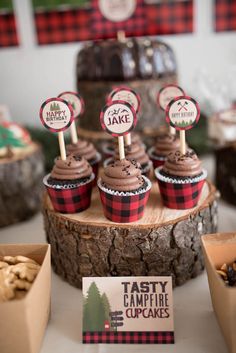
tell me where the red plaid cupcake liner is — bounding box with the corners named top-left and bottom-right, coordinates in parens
top-left (43, 173), bottom-right (94, 214)
top-left (148, 147), bottom-right (166, 169)
top-left (155, 168), bottom-right (207, 210)
top-left (97, 176), bottom-right (152, 223)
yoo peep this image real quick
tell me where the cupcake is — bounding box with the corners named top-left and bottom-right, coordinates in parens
top-left (98, 159), bottom-right (151, 223)
top-left (66, 139), bottom-right (101, 182)
top-left (155, 150), bottom-right (207, 209)
top-left (44, 154), bottom-right (94, 213)
top-left (148, 133), bottom-right (181, 168)
top-left (104, 140), bottom-right (152, 176)
top-left (102, 132), bottom-right (141, 159)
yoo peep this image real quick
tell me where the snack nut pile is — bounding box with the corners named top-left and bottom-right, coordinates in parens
top-left (217, 260), bottom-right (236, 286)
top-left (0, 255), bottom-right (41, 301)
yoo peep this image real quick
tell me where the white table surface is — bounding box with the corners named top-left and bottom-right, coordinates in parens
top-left (0, 155), bottom-right (235, 353)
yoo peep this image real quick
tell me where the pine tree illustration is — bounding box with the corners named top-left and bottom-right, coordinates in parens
top-left (83, 282), bottom-right (106, 332)
top-left (101, 293), bottom-right (113, 331)
top-left (50, 103), bottom-right (60, 111)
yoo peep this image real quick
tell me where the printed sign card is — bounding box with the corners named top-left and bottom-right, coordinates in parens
top-left (83, 276), bottom-right (174, 344)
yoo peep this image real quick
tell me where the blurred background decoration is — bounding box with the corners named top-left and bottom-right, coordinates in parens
top-left (0, 0), bottom-right (236, 168)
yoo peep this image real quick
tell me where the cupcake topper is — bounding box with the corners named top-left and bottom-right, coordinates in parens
top-left (158, 84), bottom-right (185, 135)
top-left (39, 97), bottom-right (73, 161)
top-left (108, 86), bottom-right (140, 146)
top-left (58, 91), bottom-right (84, 145)
top-left (166, 95), bottom-right (200, 155)
top-left (100, 100), bottom-right (137, 160)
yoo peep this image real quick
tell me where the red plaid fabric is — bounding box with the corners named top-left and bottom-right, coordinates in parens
top-left (44, 176), bottom-right (94, 213)
top-left (98, 177), bottom-right (151, 223)
top-left (34, 0), bottom-right (193, 45)
top-left (34, 8), bottom-right (91, 45)
top-left (83, 331), bottom-right (174, 344)
top-left (146, 0), bottom-right (193, 35)
top-left (0, 13), bottom-right (19, 47)
top-left (156, 170), bottom-right (206, 210)
top-left (91, 0), bottom-right (146, 39)
top-left (215, 0), bottom-right (236, 32)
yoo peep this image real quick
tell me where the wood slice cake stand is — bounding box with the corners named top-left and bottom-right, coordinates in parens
top-left (0, 143), bottom-right (44, 227)
top-left (43, 177), bottom-right (218, 288)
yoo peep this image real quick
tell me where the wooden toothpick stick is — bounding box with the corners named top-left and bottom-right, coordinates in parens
top-left (70, 121), bottom-right (78, 144)
top-left (124, 133), bottom-right (131, 146)
top-left (58, 131), bottom-right (67, 161)
top-left (180, 130), bottom-right (186, 155)
top-left (118, 136), bottom-right (125, 160)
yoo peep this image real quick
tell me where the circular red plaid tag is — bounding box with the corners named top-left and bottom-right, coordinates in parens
top-left (100, 100), bottom-right (137, 137)
top-left (108, 86), bottom-right (141, 113)
top-left (58, 91), bottom-right (84, 119)
top-left (166, 96), bottom-right (200, 131)
top-left (158, 84), bottom-right (185, 111)
top-left (39, 98), bottom-right (73, 132)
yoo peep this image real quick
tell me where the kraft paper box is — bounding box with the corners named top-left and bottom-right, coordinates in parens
top-left (201, 233), bottom-right (236, 353)
top-left (0, 244), bottom-right (51, 353)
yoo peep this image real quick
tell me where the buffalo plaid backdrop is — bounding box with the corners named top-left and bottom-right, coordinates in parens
top-left (215, 0), bottom-right (236, 32)
top-left (91, 0), bottom-right (146, 39)
top-left (0, 11), bottom-right (19, 47)
top-left (146, 0), bottom-right (193, 35)
top-left (33, 0), bottom-right (194, 45)
top-left (83, 331), bottom-right (175, 344)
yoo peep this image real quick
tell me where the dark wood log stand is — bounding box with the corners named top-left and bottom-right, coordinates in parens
top-left (0, 144), bottom-right (44, 227)
top-left (43, 179), bottom-right (218, 288)
top-left (215, 145), bottom-right (236, 206)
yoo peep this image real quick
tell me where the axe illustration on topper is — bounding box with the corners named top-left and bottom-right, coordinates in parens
top-left (177, 101), bottom-right (188, 111)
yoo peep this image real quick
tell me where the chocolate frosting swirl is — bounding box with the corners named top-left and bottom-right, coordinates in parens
top-left (154, 133), bottom-right (180, 157)
top-left (101, 159), bottom-right (144, 192)
top-left (66, 139), bottom-right (97, 161)
top-left (163, 150), bottom-right (202, 177)
top-left (51, 154), bottom-right (92, 180)
top-left (115, 142), bottom-right (149, 166)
